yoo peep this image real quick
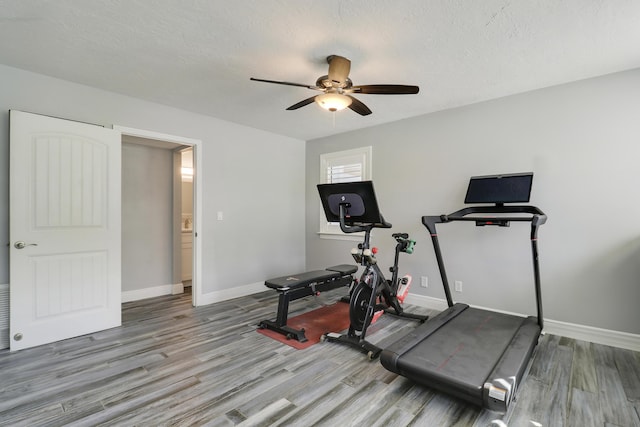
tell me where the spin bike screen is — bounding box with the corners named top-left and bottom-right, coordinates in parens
top-left (317, 181), bottom-right (384, 225)
top-left (464, 172), bottom-right (533, 205)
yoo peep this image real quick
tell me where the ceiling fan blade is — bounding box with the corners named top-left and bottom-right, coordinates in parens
top-left (327, 55), bottom-right (351, 86)
top-left (286, 96), bottom-right (317, 111)
top-left (351, 84), bottom-right (419, 95)
top-left (250, 77), bottom-right (319, 90)
top-left (347, 96), bottom-right (372, 116)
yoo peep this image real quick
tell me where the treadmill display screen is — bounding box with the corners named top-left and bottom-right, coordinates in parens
top-left (464, 172), bottom-right (533, 204)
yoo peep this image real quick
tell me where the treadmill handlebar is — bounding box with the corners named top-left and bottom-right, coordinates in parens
top-left (422, 204), bottom-right (547, 328)
top-left (422, 205), bottom-right (547, 234)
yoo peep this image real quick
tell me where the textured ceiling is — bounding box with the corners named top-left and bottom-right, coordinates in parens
top-left (1, 0), bottom-right (639, 141)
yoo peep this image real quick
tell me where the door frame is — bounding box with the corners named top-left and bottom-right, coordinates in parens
top-left (114, 125), bottom-right (203, 307)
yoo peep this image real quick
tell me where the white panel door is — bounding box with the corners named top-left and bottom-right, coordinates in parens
top-left (9, 110), bottom-right (121, 351)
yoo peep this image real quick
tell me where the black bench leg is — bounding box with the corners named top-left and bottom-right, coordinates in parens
top-left (257, 320), bottom-right (308, 342)
top-left (275, 292), bottom-right (290, 327)
top-left (257, 291), bottom-right (308, 342)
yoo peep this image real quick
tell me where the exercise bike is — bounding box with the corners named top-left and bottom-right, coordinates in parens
top-left (317, 181), bottom-right (428, 359)
top-left (349, 232), bottom-right (418, 330)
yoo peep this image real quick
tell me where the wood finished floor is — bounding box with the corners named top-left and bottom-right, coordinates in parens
top-left (1, 289), bottom-right (639, 427)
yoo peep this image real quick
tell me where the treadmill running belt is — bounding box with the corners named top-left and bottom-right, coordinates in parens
top-left (401, 307), bottom-right (523, 382)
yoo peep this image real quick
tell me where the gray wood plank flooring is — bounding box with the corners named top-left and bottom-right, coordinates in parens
top-left (1, 289), bottom-right (639, 426)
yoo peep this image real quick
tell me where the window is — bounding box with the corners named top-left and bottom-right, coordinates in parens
top-left (318, 146), bottom-right (372, 237)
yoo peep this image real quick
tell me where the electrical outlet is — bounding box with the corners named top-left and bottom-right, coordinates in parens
top-left (421, 276), bottom-right (428, 288)
top-left (454, 280), bottom-right (463, 292)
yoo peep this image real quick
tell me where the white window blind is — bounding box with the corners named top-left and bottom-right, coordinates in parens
top-left (326, 162), bottom-right (362, 183)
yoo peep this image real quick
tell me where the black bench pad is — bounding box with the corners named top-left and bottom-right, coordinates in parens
top-left (265, 270), bottom-right (339, 290)
top-left (265, 264), bottom-right (357, 291)
top-left (327, 264), bottom-right (358, 275)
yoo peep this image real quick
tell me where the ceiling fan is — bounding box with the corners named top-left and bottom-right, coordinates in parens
top-left (250, 55), bottom-right (419, 116)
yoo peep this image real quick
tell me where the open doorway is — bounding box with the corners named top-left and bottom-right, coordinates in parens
top-left (116, 126), bottom-right (202, 307)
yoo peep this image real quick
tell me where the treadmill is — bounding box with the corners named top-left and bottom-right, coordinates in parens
top-left (380, 172), bottom-right (547, 412)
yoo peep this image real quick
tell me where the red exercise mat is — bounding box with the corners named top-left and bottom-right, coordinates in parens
top-left (257, 302), bottom-right (350, 350)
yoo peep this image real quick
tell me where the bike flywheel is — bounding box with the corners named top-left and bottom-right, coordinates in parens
top-left (349, 282), bottom-right (373, 331)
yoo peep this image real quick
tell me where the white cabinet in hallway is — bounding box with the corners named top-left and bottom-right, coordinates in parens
top-left (181, 231), bottom-right (193, 281)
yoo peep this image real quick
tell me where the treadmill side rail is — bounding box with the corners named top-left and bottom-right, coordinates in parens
top-left (483, 317), bottom-right (541, 412)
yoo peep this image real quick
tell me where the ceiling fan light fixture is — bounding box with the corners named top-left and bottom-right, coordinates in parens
top-left (315, 92), bottom-right (352, 112)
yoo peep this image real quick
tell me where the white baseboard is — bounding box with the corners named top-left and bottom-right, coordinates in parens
top-left (122, 281), bottom-right (265, 305)
top-left (405, 293), bottom-right (449, 312)
top-left (122, 284), bottom-right (174, 303)
top-left (172, 282), bottom-right (184, 295)
top-left (405, 293), bottom-right (640, 352)
top-left (543, 319), bottom-right (640, 352)
top-left (197, 281), bottom-right (266, 306)
top-left (0, 284), bottom-right (8, 350)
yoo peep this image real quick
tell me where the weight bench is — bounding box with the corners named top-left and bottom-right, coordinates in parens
top-left (258, 264), bottom-right (357, 342)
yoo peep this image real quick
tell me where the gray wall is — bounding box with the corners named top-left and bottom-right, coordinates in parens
top-left (306, 68), bottom-right (640, 335)
top-left (121, 142), bottom-right (174, 291)
top-left (0, 64), bottom-right (306, 296)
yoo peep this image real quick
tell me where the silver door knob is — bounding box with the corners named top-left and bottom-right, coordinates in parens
top-left (14, 241), bottom-right (38, 249)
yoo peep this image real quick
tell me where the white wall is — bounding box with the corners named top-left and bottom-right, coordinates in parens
top-left (121, 142), bottom-right (174, 291)
top-left (0, 64), bottom-right (306, 300)
top-left (306, 68), bottom-right (640, 336)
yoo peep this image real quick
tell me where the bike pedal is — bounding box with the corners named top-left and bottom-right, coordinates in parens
top-left (396, 275), bottom-right (412, 303)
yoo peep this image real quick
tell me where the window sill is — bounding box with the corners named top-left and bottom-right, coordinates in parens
top-left (317, 231), bottom-right (364, 242)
